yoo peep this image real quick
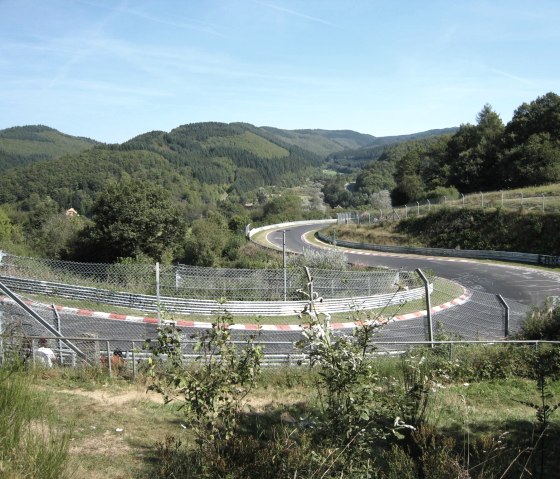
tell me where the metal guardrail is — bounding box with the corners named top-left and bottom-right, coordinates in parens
top-left (0, 274), bottom-right (429, 316)
top-left (316, 232), bottom-right (560, 266)
top-left (247, 219), bottom-right (337, 240)
top-left (4, 335), bottom-right (558, 379)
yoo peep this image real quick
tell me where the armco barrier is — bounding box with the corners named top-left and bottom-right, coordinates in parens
top-left (247, 219), bottom-right (337, 240)
top-left (0, 274), bottom-right (430, 316)
top-left (316, 232), bottom-right (559, 265)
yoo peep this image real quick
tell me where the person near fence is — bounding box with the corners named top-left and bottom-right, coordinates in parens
top-left (101, 349), bottom-right (126, 374)
top-left (36, 338), bottom-right (57, 367)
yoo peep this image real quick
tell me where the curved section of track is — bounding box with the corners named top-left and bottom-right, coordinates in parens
top-left (264, 223), bottom-right (560, 307)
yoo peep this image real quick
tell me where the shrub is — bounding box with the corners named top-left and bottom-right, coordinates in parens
top-left (519, 301), bottom-right (560, 341)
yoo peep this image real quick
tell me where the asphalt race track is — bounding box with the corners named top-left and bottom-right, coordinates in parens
top-left (5, 221), bottom-right (560, 357)
top-left (266, 223), bottom-right (560, 307)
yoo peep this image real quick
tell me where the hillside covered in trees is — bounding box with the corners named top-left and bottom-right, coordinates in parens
top-left (0, 125), bottom-right (99, 173)
top-left (1, 91), bottom-right (559, 265)
top-left (322, 92), bottom-right (560, 208)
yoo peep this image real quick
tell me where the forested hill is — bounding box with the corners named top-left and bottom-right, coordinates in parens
top-left (327, 127), bottom-right (459, 167)
top-left (0, 125), bottom-right (99, 172)
top-left (121, 122), bottom-right (321, 193)
top-left (0, 121), bottom-right (322, 216)
top-left (260, 127), bottom-right (377, 156)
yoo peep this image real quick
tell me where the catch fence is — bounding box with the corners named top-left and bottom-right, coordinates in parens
top-left (337, 191), bottom-right (560, 226)
top-left (0, 252), bottom-right (425, 315)
top-left (0, 274), bottom-right (530, 377)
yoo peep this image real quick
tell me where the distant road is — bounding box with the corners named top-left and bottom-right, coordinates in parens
top-left (265, 223), bottom-right (560, 307)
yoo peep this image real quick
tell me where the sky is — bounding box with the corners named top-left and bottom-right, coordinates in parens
top-left (1, 0), bottom-right (559, 144)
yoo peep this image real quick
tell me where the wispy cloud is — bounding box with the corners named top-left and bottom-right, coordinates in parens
top-left (256, 1), bottom-right (337, 27)
top-left (77, 0), bottom-right (226, 37)
top-left (482, 66), bottom-right (536, 86)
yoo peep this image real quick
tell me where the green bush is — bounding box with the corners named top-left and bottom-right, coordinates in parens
top-left (519, 302), bottom-right (560, 341)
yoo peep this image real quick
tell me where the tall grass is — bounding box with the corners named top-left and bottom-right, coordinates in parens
top-left (0, 367), bottom-right (70, 478)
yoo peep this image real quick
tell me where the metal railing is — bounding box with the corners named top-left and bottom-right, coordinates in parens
top-left (2, 333), bottom-right (556, 380)
top-left (0, 252), bottom-right (427, 316)
top-left (317, 231), bottom-right (560, 266)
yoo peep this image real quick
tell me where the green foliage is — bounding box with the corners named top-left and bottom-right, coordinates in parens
top-left (260, 194), bottom-right (303, 223)
top-left (77, 179), bottom-right (187, 262)
top-left (396, 208), bottom-right (560, 255)
top-left (287, 247), bottom-right (348, 271)
top-left (145, 313), bottom-right (262, 453)
top-left (520, 301), bottom-right (560, 341)
top-left (0, 369), bottom-right (70, 478)
top-left (0, 125), bottom-right (98, 173)
top-left (183, 215), bottom-right (230, 267)
top-left (296, 305), bottom-right (393, 451)
top-left (34, 213), bottom-right (89, 260)
top-left (385, 92), bottom-right (560, 202)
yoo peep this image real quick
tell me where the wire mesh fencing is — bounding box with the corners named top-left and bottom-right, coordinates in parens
top-left (0, 252), bottom-right (416, 304)
top-left (0, 279), bottom-right (531, 373)
top-left (337, 192), bottom-right (560, 225)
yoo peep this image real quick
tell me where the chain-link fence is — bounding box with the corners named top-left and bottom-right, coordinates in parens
top-left (337, 192), bottom-right (560, 226)
top-left (0, 274), bottom-right (530, 376)
top-left (0, 252), bottom-right (420, 304)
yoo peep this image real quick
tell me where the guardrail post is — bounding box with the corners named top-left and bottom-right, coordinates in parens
top-left (131, 341), bottom-right (136, 379)
top-left (106, 340), bottom-right (112, 378)
top-left (155, 262), bottom-right (161, 325)
top-left (415, 269), bottom-right (433, 348)
top-left (497, 295), bottom-right (510, 338)
top-left (282, 230), bottom-right (287, 301)
top-left (51, 304), bottom-right (64, 365)
top-left (0, 309), bottom-right (4, 364)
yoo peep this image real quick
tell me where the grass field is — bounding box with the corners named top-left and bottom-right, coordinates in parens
top-left (9, 355), bottom-right (560, 478)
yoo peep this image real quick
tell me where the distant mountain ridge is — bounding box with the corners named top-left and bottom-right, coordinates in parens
top-left (0, 121), bottom-right (457, 215)
top-left (0, 125), bottom-right (99, 172)
top-left (260, 127), bottom-right (377, 156)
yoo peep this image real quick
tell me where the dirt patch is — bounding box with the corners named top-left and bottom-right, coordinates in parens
top-left (57, 386), bottom-right (163, 406)
top-left (69, 430), bottom-right (134, 456)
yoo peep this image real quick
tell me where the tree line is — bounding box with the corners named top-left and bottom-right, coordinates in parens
top-left (322, 92), bottom-right (560, 207)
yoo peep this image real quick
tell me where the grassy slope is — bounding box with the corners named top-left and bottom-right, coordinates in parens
top-left (202, 131), bottom-right (289, 158)
top-left (28, 363), bottom-right (560, 478)
top-left (330, 183), bottom-right (560, 255)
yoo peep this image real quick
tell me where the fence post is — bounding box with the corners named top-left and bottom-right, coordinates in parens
top-left (282, 230), bottom-right (287, 301)
top-left (416, 201), bottom-right (420, 216)
top-left (501, 191), bottom-right (504, 207)
top-left (0, 309), bottom-right (4, 364)
top-left (542, 193), bottom-right (545, 212)
top-left (461, 193), bottom-right (465, 207)
top-left (155, 262), bottom-right (161, 325)
top-left (415, 269), bottom-right (433, 348)
top-left (131, 341), bottom-right (136, 379)
top-left (106, 340), bottom-right (112, 378)
top-left (51, 304), bottom-right (64, 365)
top-left (496, 295), bottom-right (510, 338)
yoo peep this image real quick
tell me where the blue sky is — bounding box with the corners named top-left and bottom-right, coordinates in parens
top-left (1, 0), bottom-right (559, 143)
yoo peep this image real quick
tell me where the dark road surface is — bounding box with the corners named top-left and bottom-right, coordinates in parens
top-left (266, 223), bottom-right (560, 307)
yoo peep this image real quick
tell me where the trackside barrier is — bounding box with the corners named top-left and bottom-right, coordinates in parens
top-left (247, 219), bottom-right (337, 240)
top-left (316, 232), bottom-right (560, 265)
top-left (0, 274), bottom-right (430, 316)
top-left (3, 335), bottom-right (557, 379)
